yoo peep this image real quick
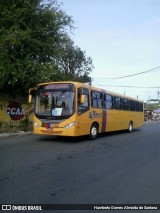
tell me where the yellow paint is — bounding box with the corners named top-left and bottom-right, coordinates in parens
top-left (30, 81), bottom-right (144, 137)
top-left (0, 100), bottom-right (34, 125)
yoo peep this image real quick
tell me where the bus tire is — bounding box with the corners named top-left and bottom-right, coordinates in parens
top-left (89, 123), bottom-right (98, 140)
top-left (128, 121), bottom-right (133, 133)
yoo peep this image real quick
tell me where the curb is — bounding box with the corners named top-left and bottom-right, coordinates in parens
top-left (0, 131), bottom-right (32, 138)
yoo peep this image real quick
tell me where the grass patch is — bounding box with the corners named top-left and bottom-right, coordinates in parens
top-left (0, 120), bottom-right (33, 133)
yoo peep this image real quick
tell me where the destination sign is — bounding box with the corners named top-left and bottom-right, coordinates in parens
top-left (43, 83), bottom-right (70, 90)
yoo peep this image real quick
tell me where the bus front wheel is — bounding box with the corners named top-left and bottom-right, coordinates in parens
top-left (128, 121), bottom-right (133, 133)
top-left (89, 123), bottom-right (98, 140)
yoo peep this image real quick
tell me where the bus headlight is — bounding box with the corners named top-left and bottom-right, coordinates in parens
top-left (34, 122), bottom-right (39, 127)
top-left (64, 122), bottom-right (77, 129)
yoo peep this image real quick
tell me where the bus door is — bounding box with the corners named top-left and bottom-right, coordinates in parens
top-left (103, 93), bottom-right (115, 132)
top-left (76, 88), bottom-right (90, 136)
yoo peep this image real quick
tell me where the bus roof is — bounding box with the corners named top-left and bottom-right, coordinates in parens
top-left (37, 81), bottom-right (144, 103)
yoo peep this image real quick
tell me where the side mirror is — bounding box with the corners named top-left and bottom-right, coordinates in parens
top-left (80, 94), bottom-right (85, 104)
top-left (28, 94), bottom-right (32, 103)
top-left (28, 88), bottom-right (36, 103)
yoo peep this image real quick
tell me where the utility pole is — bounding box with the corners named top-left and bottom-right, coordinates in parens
top-left (89, 77), bottom-right (92, 85)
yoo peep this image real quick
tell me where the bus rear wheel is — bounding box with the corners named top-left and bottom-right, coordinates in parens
top-left (128, 121), bottom-right (133, 133)
top-left (89, 123), bottom-right (98, 140)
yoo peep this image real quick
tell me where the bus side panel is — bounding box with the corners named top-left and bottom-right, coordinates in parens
top-left (131, 112), bottom-right (144, 128)
top-left (74, 111), bottom-right (91, 136)
top-left (106, 110), bottom-right (144, 132)
top-left (105, 110), bottom-right (115, 132)
top-left (106, 110), bottom-right (128, 131)
top-left (75, 109), bottom-right (103, 136)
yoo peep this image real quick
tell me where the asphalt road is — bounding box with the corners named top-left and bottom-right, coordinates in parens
top-left (0, 121), bottom-right (160, 212)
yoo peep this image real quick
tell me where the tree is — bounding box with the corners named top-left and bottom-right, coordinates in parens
top-left (0, 0), bottom-right (94, 97)
top-left (53, 36), bottom-right (94, 83)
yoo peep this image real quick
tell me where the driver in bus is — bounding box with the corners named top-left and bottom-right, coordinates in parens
top-left (61, 102), bottom-right (70, 115)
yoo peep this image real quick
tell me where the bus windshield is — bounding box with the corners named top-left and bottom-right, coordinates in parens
top-left (35, 90), bottom-right (75, 118)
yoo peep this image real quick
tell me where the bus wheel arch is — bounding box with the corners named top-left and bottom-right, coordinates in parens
top-left (89, 122), bottom-right (99, 140)
top-left (128, 121), bottom-right (133, 133)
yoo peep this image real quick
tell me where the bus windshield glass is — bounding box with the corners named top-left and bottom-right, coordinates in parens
top-left (35, 84), bottom-right (75, 118)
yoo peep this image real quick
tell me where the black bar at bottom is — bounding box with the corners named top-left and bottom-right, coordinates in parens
top-left (0, 204), bottom-right (160, 211)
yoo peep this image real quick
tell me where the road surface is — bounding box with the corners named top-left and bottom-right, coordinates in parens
top-left (0, 121), bottom-right (160, 212)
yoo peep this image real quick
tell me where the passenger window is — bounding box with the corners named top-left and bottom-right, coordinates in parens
top-left (139, 103), bottom-right (143, 112)
top-left (130, 100), bottom-right (135, 111)
top-left (135, 101), bottom-right (139, 111)
top-left (104, 94), bottom-right (113, 109)
top-left (123, 98), bottom-right (129, 111)
top-left (114, 96), bottom-right (122, 110)
top-left (91, 91), bottom-right (102, 108)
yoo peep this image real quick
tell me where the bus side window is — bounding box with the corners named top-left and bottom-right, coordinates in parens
top-left (123, 98), bottom-right (129, 111)
top-left (114, 96), bottom-right (122, 110)
top-left (140, 103), bottom-right (143, 112)
top-left (130, 100), bottom-right (135, 111)
top-left (91, 91), bottom-right (102, 108)
top-left (104, 94), bottom-right (113, 109)
top-left (135, 101), bottom-right (140, 111)
top-left (77, 88), bottom-right (89, 114)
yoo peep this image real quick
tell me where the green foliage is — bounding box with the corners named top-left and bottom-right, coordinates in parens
top-left (0, 0), bottom-right (93, 97)
top-left (0, 121), bottom-right (3, 128)
top-left (144, 102), bottom-right (160, 110)
top-left (0, 120), bottom-right (33, 133)
top-left (53, 36), bottom-right (94, 83)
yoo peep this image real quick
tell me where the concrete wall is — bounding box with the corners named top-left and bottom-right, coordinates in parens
top-left (0, 100), bottom-right (34, 125)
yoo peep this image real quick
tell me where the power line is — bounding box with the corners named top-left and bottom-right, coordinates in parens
top-left (94, 85), bottom-right (160, 89)
top-left (93, 66), bottom-right (160, 80)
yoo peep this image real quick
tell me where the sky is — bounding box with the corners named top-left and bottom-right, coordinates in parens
top-left (60, 0), bottom-right (160, 101)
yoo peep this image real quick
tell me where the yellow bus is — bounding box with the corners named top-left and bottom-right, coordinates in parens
top-left (29, 81), bottom-right (144, 139)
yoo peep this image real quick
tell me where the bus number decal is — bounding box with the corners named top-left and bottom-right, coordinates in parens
top-left (89, 111), bottom-right (102, 118)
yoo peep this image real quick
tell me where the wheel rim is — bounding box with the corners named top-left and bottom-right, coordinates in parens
top-left (129, 123), bottom-right (132, 132)
top-left (91, 126), bottom-right (97, 136)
